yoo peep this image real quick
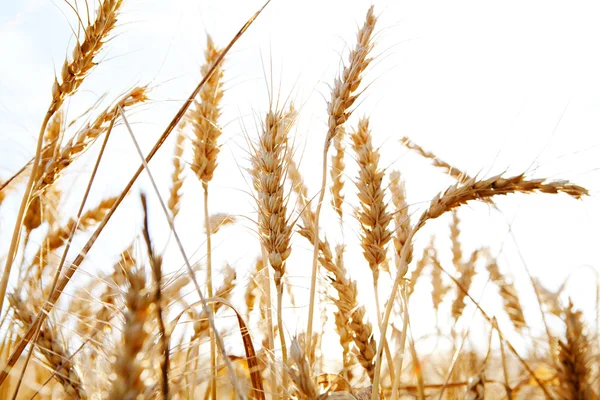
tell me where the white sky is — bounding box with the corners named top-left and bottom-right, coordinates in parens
top-left (1, 0), bottom-right (600, 359)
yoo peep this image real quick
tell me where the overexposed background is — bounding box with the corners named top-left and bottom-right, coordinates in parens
top-left (1, 0), bottom-right (600, 361)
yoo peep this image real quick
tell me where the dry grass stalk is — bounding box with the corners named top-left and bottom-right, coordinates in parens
top-left (0, 182), bottom-right (5, 205)
top-left (556, 302), bottom-right (593, 400)
top-left (307, 5), bottom-right (378, 350)
top-left (140, 193), bottom-right (169, 399)
top-left (331, 126), bottom-right (346, 219)
top-left (486, 262), bottom-right (526, 330)
top-left (9, 295), bottom-right (87, 399)
top-left (400, 137), bottom-right (471, 183)
top-left (168, 126), bottom-right (186, 220)
top-left (389, 170), bottom-right (411, 277)
top-left (106, 266), bottom-right (152, 400)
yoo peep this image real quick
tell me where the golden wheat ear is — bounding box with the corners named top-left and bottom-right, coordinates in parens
top-left (306, 5), bottom-right (378, 352)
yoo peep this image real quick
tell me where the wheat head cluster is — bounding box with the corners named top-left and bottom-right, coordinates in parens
top-left (0, 1), bottom-right (597, 399)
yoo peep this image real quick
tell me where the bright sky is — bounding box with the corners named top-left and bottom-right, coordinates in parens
top-left (1, 0), bottom-right (600, 358)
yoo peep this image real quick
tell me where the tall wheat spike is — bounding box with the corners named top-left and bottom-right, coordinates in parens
top-left (187, 35), bottom-right (224, 400)
top-left (306, 6), bottom-right (378, 350)
top-left (251, 106), bottom-right (296, 395)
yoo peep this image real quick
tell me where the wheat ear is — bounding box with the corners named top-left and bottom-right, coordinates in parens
top-left (289, 336), bottom-right (320, 399)
top-left (307, 4), bottom-right (377, 353)
top-left (168, 125), bottom-right (186, 220)
top-left (389, 170), bottom-right (412, 277)
top-left (350, 117), bottom-right (395, 380)
top-left (487, 261), bottom-right (526, 331)
top-left (251, 106), bottom-right (296, 396)
top-left (186, 34), bottom-right (225, 399)
top-left (451, 250), bottom-right (480, 320)
top-left (331, 126), bottom-right (346, 219)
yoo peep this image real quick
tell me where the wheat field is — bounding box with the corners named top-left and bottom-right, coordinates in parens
top-left (0, 1), bottom-right (599, 399)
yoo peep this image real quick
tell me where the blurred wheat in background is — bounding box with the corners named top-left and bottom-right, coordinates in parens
top-left (0, 0), bottom-right (599, 399)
